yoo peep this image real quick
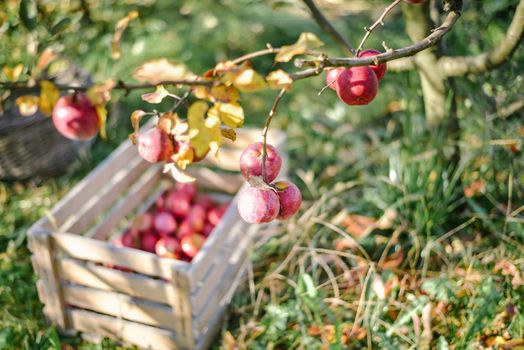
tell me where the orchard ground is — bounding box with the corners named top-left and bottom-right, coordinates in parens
top-left (1, 1), bottom-right (523, 349)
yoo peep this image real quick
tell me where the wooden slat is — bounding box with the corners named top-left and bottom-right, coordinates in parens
top-left (62, 284), bottom-right (178, 332)
top-left (188, 191), bottom-right (245, 284)
top-left (88, 164), bottom-right (162, 240)
top-left (170, 268), bottom-right (194, 348)
top-left (66, 308), bottom-right (181, 350)
top-left (184, 167), bottom-right (243, 194)
top-left (41, 140), bottom-right (140, 230)
top-left (61, 156), bottom-right (150, 233)
top-left (57, 258), bottom-right (173, 305)
top-left (194, 302), bottom-right (228, 350)
top-left (195, 246), bottom-right (251, 333)
top-left (52, 232), bottom-right (188, 280)
top-left (190, 219), bottom-right (249, 313)
top-left (28, 230), bottom-right (67, 329)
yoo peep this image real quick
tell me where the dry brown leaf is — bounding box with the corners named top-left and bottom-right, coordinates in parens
top-left (87, 80), bottom-right (115, 106)
top-left (3, 64), bottom-right (24, 81)
top-left (266, 69), bottom-right (293, 90)
top-left (378, 249), bottom-right (404, 270)
top-left (129, 109), bottom-right (147, 144)
top-left (37, 48), bottom-right (57, 70)
top-left (133, 59), bottom-right (194, 85)
top-left (275, 32), bottom-right (324, 63)
top-left (464, 179), bottom-right (486, 197)
top-left (111, 10), bottom-right (139, 60)
top-left (343, 214), bottom-right (377, 239)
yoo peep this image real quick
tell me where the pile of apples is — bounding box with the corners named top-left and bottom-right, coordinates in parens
top-left (113, 182), bottom-right (229, 262)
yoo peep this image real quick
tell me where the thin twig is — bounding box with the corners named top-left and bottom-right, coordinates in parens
top-left (0, 79), bottom-right (213, 93)
top-left (261, 88), bottom-right (287, 181)
top-left (355, 0), bottom-right (402, 55)
top-left (231, 47), bottom-right (281, 65)
top-left (170, 90), bottom-right (191, 112)
top-left (302, 0), bottom-right (355, 55)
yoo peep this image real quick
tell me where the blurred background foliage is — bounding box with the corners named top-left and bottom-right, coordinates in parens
top-left (0, 0), bottom-right (523, 349)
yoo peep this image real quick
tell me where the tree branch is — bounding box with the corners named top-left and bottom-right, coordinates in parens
top-left (439, 0), bottom-right (524, 77)
top-left (291, 6), bottom-right (461, 82)
top-left (294, 6), bottom-right (461, 71)
top-left (356, 0), bottom-right (402, 54)
top-left (0, 79), bottom-right (214, 93)
top-left (302, 0), bottom-right (355, 55)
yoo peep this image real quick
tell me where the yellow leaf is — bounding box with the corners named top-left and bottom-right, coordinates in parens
top-left (111, 10), bottom-right (139, 60)
top-left (129, 109), bottom-right (147, 144)
top-left (171, 142), bottom-right (194, 169)
top-left (187, 101), bottom-right (222, 158)
top-left (208, 102), bottom-right (244, 128)
top-left (221, 128), bottom-right (236, 141)
top-left (192, 86), bottom-right (210, 100)
top-left (232, 68), bottom-right (267, 92)
top-left (96, 105), bottom-right (108, 140)
top-left (141, 85), bottom-right (170, 104)
top-left (133, 59), bottom-right (195, 85)
top-left (266, 69), bottom-right (293, 91)
top-left (209, 85), bottom-right (239, 103)
top-left (87, 80), bottom-right (115, 106)
top-left (16, 96), bottom-right (39, 116)
top-left (38, 80), bottom-right (60, 116)
top-left (275, 32), bottom-right (324, 63)
top-left (3, 64), bottom-right (24, 81)
top-left (163, 163), bottom-right (195, 183)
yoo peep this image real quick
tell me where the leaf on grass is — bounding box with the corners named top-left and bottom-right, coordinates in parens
top-left (266, 69), bottom-right (293, 90)
top-left (38, 80), bottom-right (60, 115)
top-left (96, 105), bottom-right (108, 140)
top-left (141, 85), bottom-right (170, 104)
top-left (343, 214), bottom-right (377, 239)
top-left (16, 95), bottom-right (39, 116)
top-left (87, 80), bottom-right (115, 106)
top-left (232, 68), bottom-right (267, 92)
top-left (163, 163), bottom-right (195, 183)
top-left (464, 179), bottom-right (485, 198)
top-left (378, 249), bottom-right (404, 270)
top-left (111, 10), bottom-right (139, 60)
top-left (133, 59), bottom-right (194, 85)
top-left (494, 260), bottom-right (523, 288)
top-left (129, 109), bottom-right (147, 144)
top-left (208, 102), bottom-right (244, 128)
top-left (3, 64), bottom-right (24, 81)
top-left (187, 101), bottom-right (222, 158)
top-left (221, 128), bottom-right (236, 141)
top-left (275, 32), bottom-right (324, 63)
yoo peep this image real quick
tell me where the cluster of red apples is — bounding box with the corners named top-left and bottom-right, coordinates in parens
top-left (237, 142), bottom-right (302, 224)
top-left (325, 49), bottom-right (388, 106)
top-left (113, 182), bottom-right (229, 262)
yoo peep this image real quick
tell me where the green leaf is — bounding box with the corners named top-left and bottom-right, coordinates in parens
top-left (19, 0), bottom-right (37, 31)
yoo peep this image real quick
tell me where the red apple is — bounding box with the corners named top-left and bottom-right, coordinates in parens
top-left (140, 231), bottom-right (160, 253)
top-left (153, 211), bottom-right (177, 235)
top-left (187, 204), bottom-right (206, 231)
top-left (237, 186), bottom-right (280, 224)
top-left (155, 237), bottom-right (182, 259)
top-left (175, 183), bottom-right (197, 202)
top-left (240, 142), bottom-right (282, 183)
top-left (202, 222), bottom-right (214, 237)
top-left (336, 66), bottom-right (378, 106)
top-left (176, 220), bottom-right (194, 239)
top-left (358, 49), bottom-right (387, 81)
top-left (52, 93), bottom-right (100, 141)
top-left (194, 194), bottom-right (214, 210)
top-left (137, 128), bottom-right (174, 163)
top-left (132, 212), bottom-right (153, 232)
top-left (180, 233), bottom-right (206, 259)
top-left (114, 229), bottom-right (139, 248)
top-left (325, 67), bottom-right (344, 90)
top-left (208, 203), bottom-right (228, 226)
top-left (273, 181), bottom-right (302, 220)
top-left (164, 191), bottom-right (191, 218)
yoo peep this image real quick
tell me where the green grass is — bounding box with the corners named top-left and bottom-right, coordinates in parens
top-left (1, 0), bottom-right (523, 349)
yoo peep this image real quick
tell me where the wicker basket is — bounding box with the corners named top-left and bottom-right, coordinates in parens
top-left (0, 63), bottom-right (92, 181)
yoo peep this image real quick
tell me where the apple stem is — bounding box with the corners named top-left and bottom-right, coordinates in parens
top-left (261, 88), bottom-right (287, 182)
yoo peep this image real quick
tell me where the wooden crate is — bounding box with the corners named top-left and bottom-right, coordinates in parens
top-left (27, 128), bottom-right (287, 350)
